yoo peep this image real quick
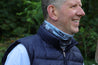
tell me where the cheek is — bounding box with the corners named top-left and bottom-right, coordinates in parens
top-left (68, 14), bottom-right (74, 18)
top-left (66, 9), bottom-right (76, 17)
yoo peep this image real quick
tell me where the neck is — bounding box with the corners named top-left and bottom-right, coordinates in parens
top-left (43, 20), bottom-right (74, 41)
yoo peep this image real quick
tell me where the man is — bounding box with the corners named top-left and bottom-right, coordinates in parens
top-left (2, 0), bottom-right (85, 65)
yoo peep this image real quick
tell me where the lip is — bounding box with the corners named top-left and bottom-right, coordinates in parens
top-left (72, 19), bottom-right (80, 20)
top-left (72, 19), bottom-right (80, 23)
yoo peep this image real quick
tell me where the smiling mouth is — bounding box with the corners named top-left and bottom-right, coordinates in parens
top-left (73, 20), bottom-right (80, 23)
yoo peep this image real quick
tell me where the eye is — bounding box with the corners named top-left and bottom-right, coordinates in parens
top-left (71, 5), bottom-right (77, 8)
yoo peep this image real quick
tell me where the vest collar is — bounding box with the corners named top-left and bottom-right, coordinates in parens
top-left (37, 25), bottom-right (79, 52)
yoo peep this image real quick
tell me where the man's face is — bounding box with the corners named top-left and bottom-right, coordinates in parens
top-left (55, 0), bottom-right (85, 35)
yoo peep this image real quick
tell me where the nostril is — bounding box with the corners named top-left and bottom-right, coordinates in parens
top-left (79, 11), bottom-right (85, 17)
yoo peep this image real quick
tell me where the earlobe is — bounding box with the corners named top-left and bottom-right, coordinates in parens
top-left (47, 5), bottom-right (58, 20)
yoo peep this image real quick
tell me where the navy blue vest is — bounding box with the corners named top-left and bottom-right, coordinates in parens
top-left (2, 25), bottom-right (83, 65)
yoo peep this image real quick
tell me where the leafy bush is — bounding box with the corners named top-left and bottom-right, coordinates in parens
top-left (0, 0), bottom-right (43, 40)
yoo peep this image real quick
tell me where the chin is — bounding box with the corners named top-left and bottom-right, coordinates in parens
top-left (74, 30), bottom-right (79, 33)
top-left (72, 29), bottom-right (79, 34)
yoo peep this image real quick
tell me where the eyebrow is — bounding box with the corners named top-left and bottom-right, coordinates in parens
top-left (70, 1), bottom-right (82, 7)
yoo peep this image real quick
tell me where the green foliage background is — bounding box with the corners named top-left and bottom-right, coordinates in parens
top-left (0, 0), bottom-right (98, 65)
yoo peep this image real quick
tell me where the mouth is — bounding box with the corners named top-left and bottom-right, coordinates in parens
top-left (72, 19), bottom-right (80, 26)
top-left (73, 20), bottom-right (80, 23)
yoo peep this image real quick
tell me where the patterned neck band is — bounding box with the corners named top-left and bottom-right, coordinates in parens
top-left (42, 20), bottom-right (74, 46)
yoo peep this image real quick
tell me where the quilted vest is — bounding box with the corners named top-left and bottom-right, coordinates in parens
top-left (2, 25), bottom-right (83, 65)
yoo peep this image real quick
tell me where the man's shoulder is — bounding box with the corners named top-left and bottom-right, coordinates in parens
top-left (71, 46), bottom-right (81, 53)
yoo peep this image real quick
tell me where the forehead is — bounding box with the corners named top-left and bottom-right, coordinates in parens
top-left (63, 0), bottom-right (82, 5)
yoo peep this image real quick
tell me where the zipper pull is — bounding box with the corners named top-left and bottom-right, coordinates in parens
top-left (63, 50), bottom-right (66, 57)
top-left (61, 47), bottom-right (66, 57)
top-left (62, 49), bottom-right (66, 57)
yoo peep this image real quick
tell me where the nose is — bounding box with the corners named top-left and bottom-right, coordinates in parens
top-left (77, 7), bottom-right (85, 17)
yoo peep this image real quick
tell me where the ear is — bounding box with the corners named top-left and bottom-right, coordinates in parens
top-left (47, 5), bottom-right (58, 20)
